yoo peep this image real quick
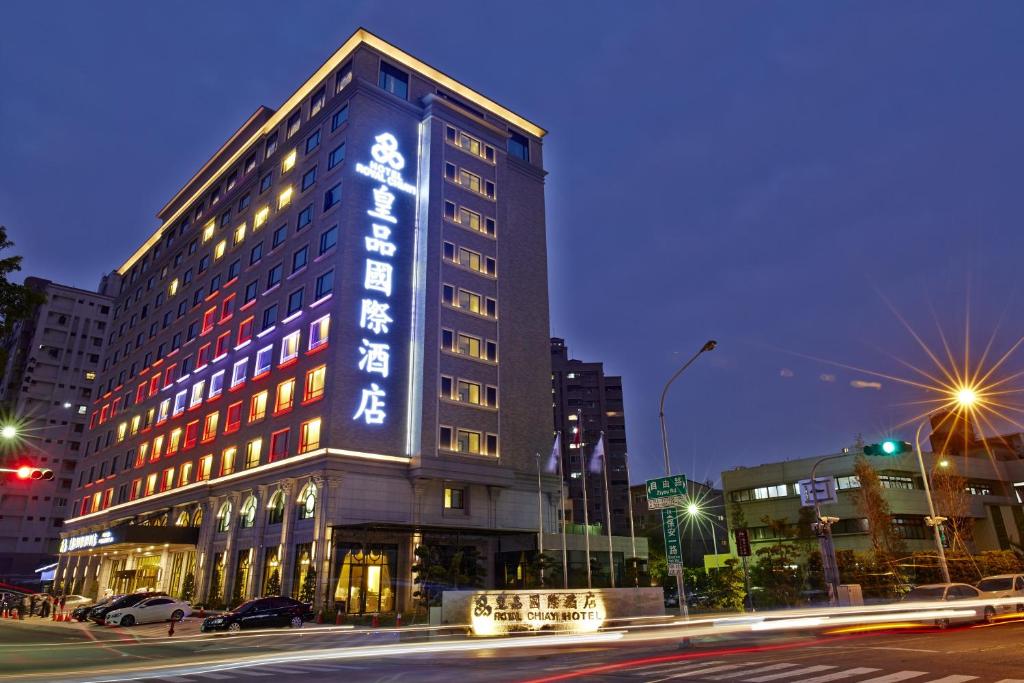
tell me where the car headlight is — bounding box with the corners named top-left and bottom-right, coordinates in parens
top-left (209, 617), bottom-right (224, 624)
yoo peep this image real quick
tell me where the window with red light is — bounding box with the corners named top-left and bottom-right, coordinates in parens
top-left (308, 314), bottom-right (329, 352)
top-left (160, 467), bottom-right (174, 492)
top-left (274, 378), bottom-right (295, 415)
top-left (225, 401), bottom-right (242, 433)
top-left (103, 488), bottom-right (114, 509)
top-left (201, 411), bottom-right (219, 443)
top-left (90, 412), bottom-right (98, 429)
top-left (163, 364), bottom-right (177, 388)
top-left (134, 447), bottom-right (145, 468)
top-left (148, 374), bottom-right (160, 397)
top-left (215, 331), bottom-right (230, 358)
top-left (99, 404), bottom-right (109, 423)
top-left (168, 427), bottom-right (182, 454)
top-left (135, 383), bottom-right (146, 404)
top-left (303, 365), bottom-right (326, 403)
top-left (130, 479), bottom-right (141, 501)
top-left (220, 293), bottom-right (236, 322)
top-left (270, 428), bottom-right (290, 462)
top-left (237, 316), bottom-right (254, 345)
top-left (299, 417), bottom-right (321, 453)
top-left (197, 343), bottom-right (211, 369)
top-left (183, 420), bottom-right (199, 450)
top-left (201, 307), bottom-right (217, 334)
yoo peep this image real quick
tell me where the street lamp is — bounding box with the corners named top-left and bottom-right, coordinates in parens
top-left (1, 425), bottom-right (17, 439)
top-left (658, 339), bottom-right (717, 618)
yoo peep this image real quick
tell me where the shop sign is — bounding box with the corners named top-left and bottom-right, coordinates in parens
top-left (469, 589), bottom-right (606, 636)
top-left (59, 529), bottom-right (116, 553)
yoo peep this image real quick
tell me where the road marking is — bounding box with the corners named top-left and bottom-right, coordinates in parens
top-left (255, 667), bottom-right (312, 674)
top-left (856, 673), bottom-right (928, 683)
top-left (649, 663), bottom-right (752, 682)
top-left (193, 674), bottom-right (234, 681)
top-left (869, 647), bottom-right (940, 654)
top-left (744, 665), bottom-right (837, 681)
top-left (707, 663), bottom-right (802, 679)
top-left (920, 677), bottom-right (977, 683)
top-left (798, 669), bottom-right (880, 683)
top-left (630, 660), bottom-right (727, 673)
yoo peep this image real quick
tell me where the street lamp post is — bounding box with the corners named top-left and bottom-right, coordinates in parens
top-left (658, 339), bottom-right (716, 618)
top-left (914, 419), bottom-right (951, 584)
top-left (808, 453), bottom-right (847, 604)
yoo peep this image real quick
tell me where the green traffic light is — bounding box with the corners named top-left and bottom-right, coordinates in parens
top-left (882, 440), bottom-right (897, 455)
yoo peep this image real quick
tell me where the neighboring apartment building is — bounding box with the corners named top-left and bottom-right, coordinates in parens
top-left (722, 434), bottom-right (1024, 558)
top-left (550, 338), bottom-right (631, 536)
top-left (0, 277), bottom-right (112, 585)
top-left (57, 28), bottom-right (556, 614)
top-left (630, 480), bottom-right (728, 568)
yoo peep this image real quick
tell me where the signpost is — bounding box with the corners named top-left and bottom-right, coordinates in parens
top-left (646, 475), bottom-right (688, 510)
top-left (797, 476), bottom-right (837, 507)
top-left (662, 507), bottom-right (684, 574)
top-left (734, 528), bottom-right (754, 611)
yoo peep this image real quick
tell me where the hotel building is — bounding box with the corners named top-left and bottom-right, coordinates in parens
top-left (57, 29), bottom-right (556, 614)
top-left (0, 277), bottom-right (112, 585)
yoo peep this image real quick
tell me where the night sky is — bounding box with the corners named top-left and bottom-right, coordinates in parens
top-left (3, 2), bottom-right (1024, 485)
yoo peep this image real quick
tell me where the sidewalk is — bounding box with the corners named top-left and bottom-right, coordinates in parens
top-left (0, 612), bottom-right (206, 639)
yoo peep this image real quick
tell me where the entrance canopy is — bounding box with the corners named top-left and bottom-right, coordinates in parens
top-left (59, 525), bottom-right (199, 556)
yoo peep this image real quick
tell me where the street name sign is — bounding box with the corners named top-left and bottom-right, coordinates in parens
top-left (646, 475), bottom-right (688, 510)
top-left (734, 528), bottom-right (752, 557)
top-left (798, 476), bottom-right (837, 507)
top-left (662, 507), bottom-right (684, 574)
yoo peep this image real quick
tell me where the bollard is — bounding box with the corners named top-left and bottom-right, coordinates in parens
top-left (371, 613), bottom-right (379, 628)
top-left (395, 613), bottom-right (402, 628)
top-left (335, 610), bottom-right (343, 626)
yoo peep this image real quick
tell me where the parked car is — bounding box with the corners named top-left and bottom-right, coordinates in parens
top-left (976, 574), bottom-right (1024, 614)
top-left (200, 597), bottom-right (311, 633)
top-left (105, 596), bottom-right (191, 626)
top-left (89, 591), bottom-right (167, 624)
top-left (73, 595), bottom-right (120, 622)
top-left (902, 582), bottom-right (996, 628)
top-left (61, 595), bottom-right (93, 610)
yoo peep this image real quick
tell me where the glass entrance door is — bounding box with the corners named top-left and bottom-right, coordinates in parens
top-left (333, 543), bottom-right (396, 614)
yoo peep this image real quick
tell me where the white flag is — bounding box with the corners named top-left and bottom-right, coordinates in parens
top-left (589, 433), bottom-right (605, 474)
top-left (545, 432), bottom-right (561, 473)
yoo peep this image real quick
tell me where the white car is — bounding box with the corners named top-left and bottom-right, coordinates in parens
top-left (976, 574), bottom-right (1024, 614)
top-left (105, 596), bottom-right (191, 626)
top-left (902, 582), bottom-right (996, 627)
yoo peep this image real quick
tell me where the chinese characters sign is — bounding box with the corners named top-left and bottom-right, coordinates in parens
top-left (352, 133), bottom-right (417, 427)
top-left (645, 475), bottom-right (688, 510)
top-left (469, 590), bottom-right (606, 636)
top-left (662, 507), bottom-right (684, 574)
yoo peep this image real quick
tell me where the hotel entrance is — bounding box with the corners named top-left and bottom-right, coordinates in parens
top-left (333, 542), bottom-right (397, 614)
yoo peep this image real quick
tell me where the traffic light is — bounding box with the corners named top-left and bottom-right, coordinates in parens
top-left (863, 440), bottom-right (912, 456)
top-left (13, 466), bottom-right (53, 480)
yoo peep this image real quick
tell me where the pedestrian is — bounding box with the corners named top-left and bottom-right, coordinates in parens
top-left (40, 596), bottom-right (50, 619)
top-left (29, 594), bottom-right (37, 617)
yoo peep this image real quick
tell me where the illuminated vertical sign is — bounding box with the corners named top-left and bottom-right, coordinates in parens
top-left (353, 133), bottom-right (417, 426)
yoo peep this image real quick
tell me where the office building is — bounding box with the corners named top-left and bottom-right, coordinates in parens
top-left (57, 28), bottom-right (556, 614)
top-left (550, 338), bottom-right (630, 536)
top-left (0, 277), bottom-right (112, 585)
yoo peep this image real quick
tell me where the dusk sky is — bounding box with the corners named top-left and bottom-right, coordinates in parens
top-left (4, 2), bottom-right (1024, 485)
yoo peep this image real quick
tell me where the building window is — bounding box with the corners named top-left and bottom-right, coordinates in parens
top-left (225, 401), bottom-right (242, 433)
top-left (297, 481), bottom-right (316, 519)
top-left (250, 242), bottom-right (263, 265)
top-left (319, 225), bottom-right (338, 254)
top-left (299, 418), bottom-right (321, 453)
top-left (230, 357), bottom-right (248, 388)
top-left (237, 316), bottom-right (254, 345)
top-left (304, 364), bottom-right (326, 403)
top-left (287, 111), bottom-right (301, 138)
top-left (209, 370), bottom-right (225, 399)
top-left (239, 496), bottom-right (257, 528)
top-left (220, 446), bottom-right (236, 476)
top-left (244, 280), bottom-right (259, 304)
top-left (270, 428), bottom-right (290, 461)
top-left (262, 304), bottom-right (278, 330)
top-left (245, 438), bottom-right (262, 469)
top-left (457, 380), bottom-right (481, 405)
top-left (201, 411), bottom-right (218, 443)
top-left (278, 186), bottom-right (294, 209)
top-left (328, 143), bottom-right (345, 169)
top-left (309, 314), bottom-right (330, 351)
top-left (305, 130), bottom-right (321, 154)
top-left (378, 62), bottom-right (409, 100)
top-left (254, 345), bottom-right (273, 377)
top-left (292, 246), bottom-right (308, 273)
top-left (189, 380), bottom-right (206, 408)
top-left (335, 64), bottom-right (352, 93)
top-left (508, 131), bottom-right (529, 161)
top-left (249, 390), bottom-right (268, 423)
top-left (217, 502), bottom-right (232, 532)
top-left (260, 172), bottom-right (273, 194)
top-left (301, 166), bottom-right (317, 191)
top-left (439, 426), bottom-right (453, 450)
top-left (331, 105), bottom-right (349, 131)
top-left (280, 331), bottom-right (301, 365)
top-left (456, 429), bottom-right (481, 454)
top-left (444, 487), bottom-right (464, 510)
top-left (198, 454), bottom-right (213, 481)
top-left (323, 183), bottom-right (342, 210)
top-left (315, 270), bottom-right (334, 300)
top-left (275, 378), bottom-right (296, 415)
top-left (183, 420), bottom-right (199, 450)
top-left (267, 490), bottom-right (285, 525)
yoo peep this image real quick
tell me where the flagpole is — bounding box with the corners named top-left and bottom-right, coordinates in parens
top-left (624, 453), bottom-right (639, 588)
top-left (535, 452), bottom-right (544, 586)
top-left (600, 433), bottom-right (615, 588)
top-left (557, 433), bottom-right (569, 590)
top-left (577, 409), bottom-right (592, 589)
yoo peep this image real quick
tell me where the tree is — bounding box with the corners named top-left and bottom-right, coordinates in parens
top-left (0, 226), bottom-right (46, 385)
top-left (207, 564), bottom-right (223, 607)
top-left (299, 566), bottom-right (317, 604)
top-left (522, 552), bottom-right (561, 588)
top-left (749, 515), bottom-right (804, 607)
top-left (180, 573), bottom-right (195, 603)
top-left (931, 462), bottom-right (973, 554)
top-left (264, 568), bottom-right (281, 597)
top-left (411, 544), bottom-right (486, 611)
top-left (852, 456), bottom-right (906, 557)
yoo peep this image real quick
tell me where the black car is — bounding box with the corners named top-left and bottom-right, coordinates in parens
top-left (74, 595), bottom-right (122, 622)
top-left (89, 591), bottom-right (166, 624)
top-left (200, 597), bottom-right (312, 632)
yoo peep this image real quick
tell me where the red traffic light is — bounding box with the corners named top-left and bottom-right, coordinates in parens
top-left (13, 466), bottom-right (53, 481)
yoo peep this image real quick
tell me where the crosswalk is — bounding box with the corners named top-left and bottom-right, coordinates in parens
top-left (623, 658), bottom-right (1024, 683)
